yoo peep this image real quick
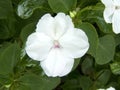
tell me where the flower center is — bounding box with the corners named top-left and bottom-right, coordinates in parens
top-left (53, 40), bottom-right (60, 48)
top-left (115, 6), bottom-right (120, 10)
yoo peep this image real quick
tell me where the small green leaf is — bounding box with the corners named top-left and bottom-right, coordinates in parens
top-left (110, 62), bottom-right (120, 75)
top-left (95, 35), bottom-right (115, 65)
top-left (17, 73), bottom-right (60, 90)
top-left (48, 0), bottom-right (77, 13)
top-left (0, 43), bottom-right (20, 75)
top-left (78, 22), bottom-right (99, 57)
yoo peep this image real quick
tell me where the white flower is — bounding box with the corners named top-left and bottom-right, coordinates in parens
top-left (25, 13), bottom-right (89, 77)
top-left (101, 0), bottom-right (120, 34)
top-left (97, 87), bottom-right (116, 90)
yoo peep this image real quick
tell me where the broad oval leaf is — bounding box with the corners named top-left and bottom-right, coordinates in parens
top-left (48, 0), bottom-right (77, 13)
top-left (20, 23), bottom-right (36, 42)
top-left (95, 35), bottom-right (115, 65)
top-left (0, 43), bottom-right (20, 75)
top-left (17, 73), bottom-right (60, 90)
top-left (78, 22), bottom-right (99, 57)
top-left (0, 0), bottom-right (13, 19)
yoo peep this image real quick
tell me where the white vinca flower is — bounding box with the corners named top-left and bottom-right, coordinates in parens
top-left (101, 0), bottom-right (120, 34)
top-left (25, 13), bottom-right (89, 77)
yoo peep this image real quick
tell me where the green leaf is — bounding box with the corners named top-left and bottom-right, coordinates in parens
top-left (0, 43), bottom-right (20, 75)
top-left (62, 78), bottom-right (80, 90)
top-left (81, 55), bottom-right (94, 75)
top-left (110, 62), bottom-right (120, 75)
top-left (48, 0), bottom-right (77, 13)
top-left (96, 69), bottom-right (111, 86)
top-left (0, 0), bottom-right (13, 19)
top-left (115, 34), bottom-right (120, 46)
top-left (0, 19), bottom-right (15, 39)
top-left (78, 22), bottom-right (99, 57)
top-left (16, 73), bottom-right (60, 90)
top-left (95, 35), bottom-right (115, 65)
top-left (72, 59), bottom-right (80, 71)
top-left (20, 23), bottom-right (36, 42)
top-left (77, 3), bottom-right (113, 34)
top-left (79, 76), bottom-right (93, 90)
top-left (17, 0), bottom-right (50, 19)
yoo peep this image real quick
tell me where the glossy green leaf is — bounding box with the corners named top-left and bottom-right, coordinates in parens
top-left (72, 59), bottom-right (80, 71)
top-left (0, 43), bottom-right (20, 75)
top-left (0, 0), bottom-right (13, 19)
top-left (0, 19), bottom-right (15, 39)
top-left (115, 34), bottom-right (120, 46)
top-left (20, 23), bottom-right (36, 42)
top-left (96, 69), bottom-right (111, 86)
top-left (79, 76), bottom-right (93, 90)
top-left (81, 55), bottom-right (94, 75)
top-left (95, 35), bottom-right (115, 65)
top-left (110, 62), bottom-right (120, 75)
top-left (62, 78), bottom-right (80, 90)
top-left (78, 22), bottom-right (98, 57)
top-left (77, 3), bottom-right (113, 34)
top-left (48, 0), bottom-right (77, 13)
top-left (17, 0), bottom-right (49, 19)
top-left (17, 74), bottom-right (60, 90)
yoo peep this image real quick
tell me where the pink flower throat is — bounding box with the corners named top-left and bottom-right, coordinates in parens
top-left (53, 40), bottom-right (60, 48)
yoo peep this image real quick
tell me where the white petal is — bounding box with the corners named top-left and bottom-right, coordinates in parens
top-left (25, 32), bottom-right (53, 61)
top-left (103, 7), bottom-right (115, 23)
top-left (114, 0), bottom-right (120, 6)
top-left (54, 13), bottom-right (74, 39)
top-left (112, 10), bottom-right (120, 34)
top-left (36, 14), bottom-right (55, 38)
top-left (40, 49), bottom-right (74, 77)
top-left (101, 0), bottom-right (113, 7)
top-left (59, 28), bottom-right (89, 58)
top-left (107, 87), bottom-right (115, 90)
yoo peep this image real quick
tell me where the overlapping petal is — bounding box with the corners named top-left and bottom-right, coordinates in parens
top-left (36, 14), bottom-right (55, 38)
top-left (54, 13), bottom-right (74, 39)
top-left (25, 32), bottom-right (53, 61)
top-left (59, 28), bottom-right (89, 58)
top-left (40, 49), bottom-right (74, 77)
top-left (36, 13), bottom-right (74, 40)
top-left (112, 10), bottom-right (120, 34)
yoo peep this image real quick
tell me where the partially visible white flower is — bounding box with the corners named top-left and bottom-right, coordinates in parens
top-left (97, 87), bottom-right (116, 90)
top-left (101, 0), bottom-right (120, 34)
top-left (25, 13), bottom-right (89, 77)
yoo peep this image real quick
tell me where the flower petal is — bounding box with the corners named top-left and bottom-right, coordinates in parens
top-left (114, 0), bottom-right (120, 6)
top-left (112, 10), bottom-right (120, 34)
top-left (25, 32), bottom-right (53, 61)
top-left (36, 14), bottom-right (55, 38)
top-left (59, 28), bottom-right (89, 58)
top-left (40, 49), bottom-right (74, 77)
top-left (54, 13), bottom-right (74, 39)
top-left (103, 7), bottom-right (115, 23)
top-left (101, 0), bottom-right (113, 7)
